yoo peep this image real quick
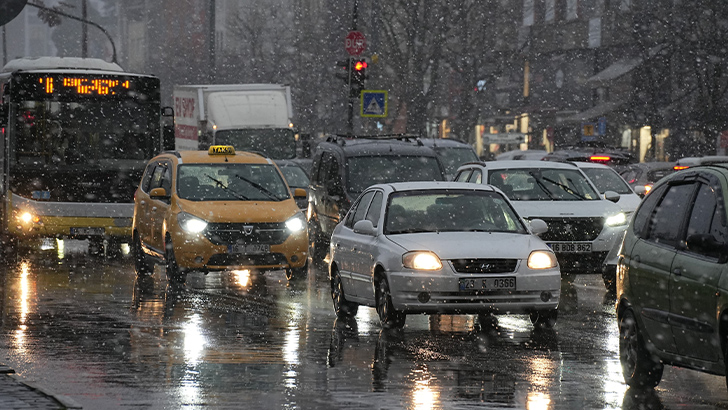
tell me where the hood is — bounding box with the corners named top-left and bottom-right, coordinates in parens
top-left (510, 199), bottom-right (622, 219)
top-left (176, 198), bottom-right (299, 223)
top-left (386, 232), bottom-right (547, 260)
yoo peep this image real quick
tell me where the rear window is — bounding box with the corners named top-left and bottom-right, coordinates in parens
top-left (346, 156), bottom-right (444, 194)
top-left (581, 167), bottom-right (632, 194)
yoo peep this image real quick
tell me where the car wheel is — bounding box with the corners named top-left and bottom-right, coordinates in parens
top-left (376, 277), bottom-right (406, 329)
top-left (165, 237), bottom-right (186, 284)
top-left (133, 234), bottom-right (154, 277)
top-left (619, 309), bottom-right (663, 388)
top-left (331, 267), bottom-right (358, 317)
top-left (286, 261), bottom-right (308, 281)
top-left (530, 309), bottom-right (558, 329)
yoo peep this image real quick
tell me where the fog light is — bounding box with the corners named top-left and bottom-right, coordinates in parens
top-left (540, 291), bottom-right (552, 302)
top-left (194, 256), bottom-right (204, 263)
top-left (417, 292), bottom-right (430, 303)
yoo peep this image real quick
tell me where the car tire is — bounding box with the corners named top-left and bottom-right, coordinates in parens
top-left (331, 267), bottom-right (358, 317)
top-left (286, 261), bottom-right (308, 281)
top-left (376, 277), bottom-right (406, 329)
top-left (530, 309), bottom-right (558, 329)
top-left (165, 236), bottom-right (186, 284)
top-left (619, 309), bottom-right (663, 388)
top-left (133, 234), bottom-right (154, 277)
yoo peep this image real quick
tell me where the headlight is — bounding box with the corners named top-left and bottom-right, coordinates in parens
top-left (16, 210), bottom-right (41, 225)
top-left (402, 251), bottom-right (443, 270)
top-left (605, 212), bottom-right (627, 226)
top-left (527, 250), bottom-right (558, 269)
top-left (285, 213), bottom-right (306, 232)
top-left (177, 212), bottom-right (208, 233)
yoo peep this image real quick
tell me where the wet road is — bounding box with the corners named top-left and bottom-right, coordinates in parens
top-left (0, 245), bottom-right (727, 409)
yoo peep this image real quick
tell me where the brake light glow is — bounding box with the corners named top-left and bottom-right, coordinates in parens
top-left (674, 165), bottom-right (690, 170)
top-left (590, 155), bottom-right (611, 162)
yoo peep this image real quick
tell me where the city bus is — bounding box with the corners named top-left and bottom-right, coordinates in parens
top-left (0, 57), bottom-right (163, 256)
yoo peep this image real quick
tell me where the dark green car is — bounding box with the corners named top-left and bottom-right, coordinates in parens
top-left (616, 164), bottom-right (728, 390)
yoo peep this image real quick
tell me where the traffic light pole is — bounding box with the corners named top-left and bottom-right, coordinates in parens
top-left (347, 0), bottom-right (359, 135)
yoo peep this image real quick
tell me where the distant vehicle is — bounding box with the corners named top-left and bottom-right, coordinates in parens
top-left (455, 160), bottom-right (627, 285)
top-left (618, 162), bottom-right (676, 197)
top-left (673, 156), bottom-right (728, 170)
top-left (307, 135), bottom-right (446, 264)
top-left (274, 159), bottom-right (310, 209)
top-left (617, 163), bottom-right (728, 390)
top-left (543, 146), bottom-right (637, 166)
top-left (496, 149), bottom-right (548, 161)
top-left (329, 181), bottom-right (560, 329)
top-left (0, 57), bottom-right (164, 256)
top-left (132, 146), bottom-right (309, 283)
top-left (420, 138), bottom-right (479, 180)
top-left (173, 84), bottom-right (296, 159)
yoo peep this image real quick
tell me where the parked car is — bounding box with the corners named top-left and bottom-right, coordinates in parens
top-left (455, 160), bottom-right (627, 284)
top-left (274, 159), bottom-right (310, 209)
top-left (420, 138), bottom-right (479, 180)
top-left (329, 181), bottom-right (560, 329)
top-left (542, 146), bottom-right (637, 166)
top-left (495, 149), bottom-right (548, 161)
top-left (132, 146), bottom-right (309, 283)
top-left (617, 163), bottom-right (728, 389)
top-left (575, 161), bottom-right (641, 292)
top-left (617, 162), bottom-right (676, 197)
top-left (307, 135), bottom-right (446, 264)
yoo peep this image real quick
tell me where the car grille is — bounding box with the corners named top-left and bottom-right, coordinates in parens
top-left (449, 259), bottom-right (518, 274)
top-left (206, 252), bottom-right (288, 267)
top-left (204, 222), bottom-right (290, 245)
top-left (536, 217), bottom-right (605, 242)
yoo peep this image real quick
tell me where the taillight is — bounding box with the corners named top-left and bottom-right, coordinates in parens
top-left (673, 165), bottom-right (689, 170)
top-left (590, 155), bottom-right (611, 162)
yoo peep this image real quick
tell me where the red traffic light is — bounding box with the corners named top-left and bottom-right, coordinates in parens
top-left (353, 60), bottom-right (367, 71)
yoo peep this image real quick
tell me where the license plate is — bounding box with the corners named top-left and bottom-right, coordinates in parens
top-left (70, 227), bottom-right (104, 236)
top-left (228, 244), bottom-right (270, 255)
top-left (459, 277), bottom-right (516, 291)
top-left (547, 242), bottom-right (592, 253)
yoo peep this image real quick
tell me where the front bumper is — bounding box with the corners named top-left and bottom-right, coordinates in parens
top-left (386, 265), bottom-right (561, 314)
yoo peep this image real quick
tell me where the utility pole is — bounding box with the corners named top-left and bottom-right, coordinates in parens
top-left (209, 0), bottom-right (216, 82)
top-left (81, 0), bottom-right (87, 58)
top-left (347, 0), bottom-right (359, 135)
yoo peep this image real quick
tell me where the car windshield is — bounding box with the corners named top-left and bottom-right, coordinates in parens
top-left (384, 190), bottom-right (527, 235)
top-left (346, 156), bottom-right (443, 194)
top-left (278, 165), bottom-right (310, 189)
top-left (434, 147), bottom-right (479, 177)
top-left (177, 163), bottom-right (290, 201)
top-left (488, 168), bottom-right (601, 201)
top-left (581, 167), bottom-right (632, 194)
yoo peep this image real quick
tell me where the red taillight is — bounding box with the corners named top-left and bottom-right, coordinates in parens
top-left (590, 155), bottom-right (611, 162)
top-left (674, 165), bottom-right (689, 170)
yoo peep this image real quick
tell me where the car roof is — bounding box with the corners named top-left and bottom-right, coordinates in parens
top-left (317, 136), bottom-right (439, 157)
top-left (419, 138), bottom-right (473, 148)
top-left (368, 181), bottom-right (499, 193)
top-left (469, 160), bottom-right (580, 170)
top-left (573, 161), bottom-right (613, 169)
top-left (675, 156), bottom-right (728, 166)
top-left (165, 150), bottom-right (271, 165)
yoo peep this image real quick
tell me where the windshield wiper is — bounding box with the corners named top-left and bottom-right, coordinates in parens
top-left (527, 171), bottom-right (556, 200)
top-left (205, 174), bottom-right (249, 200)
top-left (233, 174), bottom-right (283, 201)
top-left (541, 176), bottom-right (587, 200)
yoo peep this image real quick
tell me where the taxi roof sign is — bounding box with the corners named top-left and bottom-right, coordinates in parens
top-left (208, 145), bottom-right (235, 155)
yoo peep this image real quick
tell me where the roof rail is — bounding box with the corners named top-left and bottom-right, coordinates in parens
top-left (162, 150), bottom-right (181, 158)
top-left (324, 133), bottom-right (424, 146)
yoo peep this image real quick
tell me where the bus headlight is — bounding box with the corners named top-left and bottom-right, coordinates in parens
top-left (16, 210), bottom-right (41, 225)
top-left (177, 212), bottom-right (208, 233)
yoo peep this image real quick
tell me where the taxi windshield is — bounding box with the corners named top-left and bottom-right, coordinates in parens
top-left (177, 163), bottom-right (290, 201)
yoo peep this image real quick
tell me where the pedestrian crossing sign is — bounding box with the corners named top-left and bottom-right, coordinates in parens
top-left (360, 90), bottom-right (388, 117)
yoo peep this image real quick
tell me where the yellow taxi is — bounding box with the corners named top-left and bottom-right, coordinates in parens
top-left (132, 146), bottom-right (308, 283)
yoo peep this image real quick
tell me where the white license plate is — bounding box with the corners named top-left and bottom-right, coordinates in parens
top-left (547, 242), bottom-right (592, 253)
top-left (228, 244), bottom-right (270, 255)
top-left (459, 277), bottom-right (516, 291)
top-left (70, 227), bottom-right (104, 236)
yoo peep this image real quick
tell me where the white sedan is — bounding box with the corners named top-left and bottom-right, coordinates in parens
top-left (329, 181), bottom-right (561, 329)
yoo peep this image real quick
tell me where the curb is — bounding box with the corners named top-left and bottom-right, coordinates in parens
top-left (4, 372), bottom-right (83, 409)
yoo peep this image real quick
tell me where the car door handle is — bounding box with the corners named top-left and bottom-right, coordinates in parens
top-left (673, 267), bottom-right (682, 276)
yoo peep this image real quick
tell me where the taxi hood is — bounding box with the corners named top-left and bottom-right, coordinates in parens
top-left (509, 199), bottom-right (623, 219)
top-left (386, 232), bottom-right (548, 260)
top-left (177, 198), bottom-right (299, 223)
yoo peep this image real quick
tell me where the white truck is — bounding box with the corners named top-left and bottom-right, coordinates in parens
top-left (172, 84), bottom-right (296, 159)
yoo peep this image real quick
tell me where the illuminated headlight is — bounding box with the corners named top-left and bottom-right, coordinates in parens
top-left (17, 211), bottom-right (41, 224)
top-left (402, 251), bottom-right (443, 270)
top-left (177, 212), bottom-right (208, 233)
top-left (285, 213), bottom-right (306, 232)
top-left (527, 250), bottom-right (558, 269)
top-left (605, 212), bottom-right (628, 226)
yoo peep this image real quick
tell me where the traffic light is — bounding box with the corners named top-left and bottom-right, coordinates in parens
top-left (335, 58), bottom-right (351, 82)
top-left (350, 58), bottom-right (368, 97)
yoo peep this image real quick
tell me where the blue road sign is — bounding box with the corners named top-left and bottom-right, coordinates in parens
top-left (361, 90), bottom-right (388, 117)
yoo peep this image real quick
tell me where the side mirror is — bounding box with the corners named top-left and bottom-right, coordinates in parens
top-left (604, 190), bottom-right (620, 203)
top-left (149, 187), bottom-right (169, 199)
top-left (633, 186), bottom-right (647, 198)
top-left (293, 188), bottom-right (307, 198)
top-left (353, 219), bottom-right (376, 236)
top-left (529, 218), bottom-right (548, 236)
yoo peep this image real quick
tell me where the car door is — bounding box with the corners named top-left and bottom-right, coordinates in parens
top-left (135, 162), bottom-right (157, 248)
top-left (629, 181), bottom-right (696, 354)
top-left (670, 179), bottom-right (727, 361)
top-left (350, 190), bottom-right (384, 300)
top-left (333, 191), bottom-right (375, 297)
top-left (322, 153), bottom-right (346, 238)
top-left (148, 161), bottom-right (173, 252)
